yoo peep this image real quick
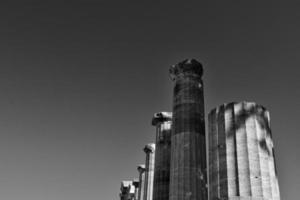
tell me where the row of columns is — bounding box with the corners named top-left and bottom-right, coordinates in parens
top-left (134, 112), bottom-right (173, 200)
top-left (120, 59), bottom-right (280, 200)
top-left (120, 112), bottom-right (172, 200)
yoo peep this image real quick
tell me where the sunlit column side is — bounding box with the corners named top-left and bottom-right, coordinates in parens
top-left (169, 59), bottom-right (207, 200)
top-left (143, 144), bottom-right (156, 200)
top-left (208, 102), bottom-right (280, 200)
top-left (137, 165), bottom-right (146, 200)
top-left (152, 112), bottom-right (172, 200)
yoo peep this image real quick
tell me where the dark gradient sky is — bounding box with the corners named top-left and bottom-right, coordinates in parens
top-left (0, 1), bottom-right (299, 200)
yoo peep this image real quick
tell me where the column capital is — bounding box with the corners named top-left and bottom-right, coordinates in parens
top-left (151, 112), bottom-right (172, 126)
top-left (132, 178), bottom-right (139, 188)
top-left (144, 143), bottom-right (155, 153)
top-left (169, 58), bottom-right (203, 81)
top-left (121, 180), bottom-right (132, 190)
top-left (137, 164), bottom-right (146, 173)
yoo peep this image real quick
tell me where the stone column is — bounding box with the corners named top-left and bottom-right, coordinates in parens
top-left (132, 179), bottom-right (139, 200)
top-left (120, 181), bottom-right (135, 200)
top-left (120, 181), bottom-right (129, 200)
top-left (137, 165), bottom-right (146, 200)
top-left (152, 112), bottom-right (172, 200)
top-left (169, 59), bottom-right (207, 200)
top-left (143, 143), bottom-right (156, 200)
top-left (208, 102), bottom-right (280, 200)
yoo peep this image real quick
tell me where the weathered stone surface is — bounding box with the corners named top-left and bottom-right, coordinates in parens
top-left (208, 102), bottom-right (280, 200)
top-left (169, 59), bottom-right (207, 200)
top-left (152, 112), bottom-right (172, 200)
top-left (169, 59), bottom-right (203, 81)
top-left (143, 143), bottom-right (156, 200)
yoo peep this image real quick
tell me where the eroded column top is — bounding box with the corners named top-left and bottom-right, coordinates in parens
top-left (144, 143), bottom-right (155, 153)
top-left (151, 112), bottom-right (172, 126)
top-left (209, 101), bottom-right (269, 116)
top-left (121, 180), bottom-right (133, 190)
top-left (137, 164), bottom-right (146, 173)
top-left (169, 58), bottom-right (203, 81)
top-left (208, 101), bottom-right (271, 137)
top-left (132, 178), bottom-right (139, 188)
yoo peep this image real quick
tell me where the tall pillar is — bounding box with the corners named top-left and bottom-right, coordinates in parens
top-left (169, 59), bottom-right (207, 200)
top-left (143, 144), bottom-right (156, 200)
top-left (152, 112), bottom-right (172, 200)
top-left (137, 165), bottom-right (146, 200)
top-left (208, 102), bottom-right (280, 200)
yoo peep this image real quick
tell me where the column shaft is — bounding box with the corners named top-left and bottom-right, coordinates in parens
top-left (144, 144), bottom-right (155, 200)
top-left (169, 59), bottom-right (207, 200)
top-left (152, 112), bottom-right (172, 200)
top-left (208, 102), bottom-right (280, 200)
top-left (137, 165), bottom-right (146, 200)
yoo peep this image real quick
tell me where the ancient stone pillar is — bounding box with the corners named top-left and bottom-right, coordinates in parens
top-left (143, 144), bottom-right (156, 200)
top-left (208, 102), bottom-right (280, 200)
top-left (132, 179), bottom-right (139, 200)
top-left (152, 112), bottom-right (172, 200)
top-left (120, 181), bottom-right (129, 200)
top-left (137, 165), bottom-right (146, 200)
top-left (120, 181), bottom-right (136, 200)
top-left (169, 59), bottom-right (207, 200)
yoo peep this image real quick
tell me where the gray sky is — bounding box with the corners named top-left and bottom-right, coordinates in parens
top-left (0, 1), bottom-right (298, 200)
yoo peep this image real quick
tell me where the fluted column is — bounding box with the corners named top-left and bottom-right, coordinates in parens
top-left (169, 59), bottom-right (207, 200)
top-left (143, 144), bottom-right (156, 200)
top-left (208, 102), bottom-right (280, 200)
top-left (152, 112), bottom-right (172, 200)
top-left (137, 165), bottom-right (146, 200)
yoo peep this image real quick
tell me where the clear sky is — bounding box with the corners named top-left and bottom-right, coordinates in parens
top-left (0, 1), bottom-right (299, 200)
